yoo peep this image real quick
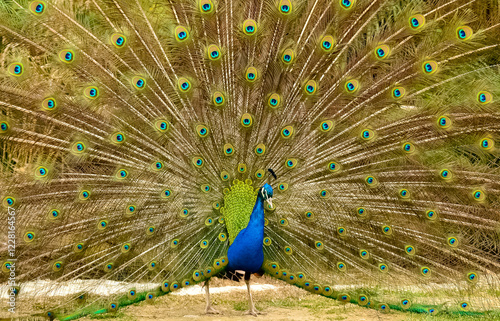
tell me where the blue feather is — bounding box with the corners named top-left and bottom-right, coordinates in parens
top-left (227, 184), bottom-right (273, 273)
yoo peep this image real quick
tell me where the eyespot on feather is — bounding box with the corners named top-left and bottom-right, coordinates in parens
top-left (255, 169), bottom-right (265, 179)
top-left (192, 157), bottom-right (204, 168)
top-left (59, 50), bottom-right (75, 63)
top-left (255, 143), bottom-right (266, 156)
top-left (320, 35), bottom-right (335, 52)
top-left (196, 124), bottom-right (209, 138)
top-left (392, 86), bottom-right (405, 99)
top-left (223, 143), bottom-right (235, 156)
top-left (175, 26), bottom-right (189, 42)
top-left (339, 0), bottom-right (355, 10)
top-left (345, 79), bottom-right (359, 93)
top-left (213, 91), bottom-right (225, 106)
top-left (409, 14), bottom-right (425, 30)
top-left (456, 26), bottom-right (473, 40)
top-left (278, 0), bottom-right (292, 15)
top-left (360, 129), bottom-right (375, 140)
top-left (178, 77), bottom-right (191, 92)
top-left (436, 116), bottom-right (451, 129)
top-left (320, 120), bottom-right (334, 132)
top-left (8, 63), bottom-right (24, 76)
top-left (207, 44), bottom-right (221, 61)
top-left (422, 60), bottom-right (438, 75)
top-left (304, 80), bottom-right (317, 95)
top-left (281, 49), bottom-right (295, 64)
top-left (374, 45), bottom-right (390, 59)
top-left (402, 142), bottom-right (415, 154)
top-left (285, 158), bottom-right (297, 169)
top-left (132, 76), bottom-right (146, 90)
top-left (199, 0), bottom-right (214, 13)
top-left (84, 86), bottom-right (99, 99)
top-left (241, 113), bottom-right (253, 127)
top-left (479, 137), bottom-right (494, 150)
top-left (243, 19), bottom-right (257, 35)
top-left (365, 175), bottom-right (378, 187)
top-left (268, 93), bottom-right (281, 108)
top-left (111, 33), bottom-right (126, 48)
top-left (71, 141), bottom-right (86, 154)
top-left (29, 1), bottom-right (46, 15)
top-left (42, 97), bottom-right (57, 111)
top-left (245, 67), bottom-right (258, 82)
top-left (281, 125), bottom-right (294, 138)
top-left (477, 91), bottom-right (492, 104)
top-left (238, 163), bottom-right (247, 173)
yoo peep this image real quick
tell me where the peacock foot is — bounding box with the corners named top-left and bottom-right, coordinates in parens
top-left (205, 306), bottom-right (221, 314)
top-left (244, 308), bottom-right (266, 316)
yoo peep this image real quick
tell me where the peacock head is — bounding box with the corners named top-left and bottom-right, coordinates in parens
top-left (259, 183), bottom-right (274, 207)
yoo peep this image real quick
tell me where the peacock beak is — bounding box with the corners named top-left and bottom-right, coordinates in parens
top-left (267, 198), bottom-right (273, 208)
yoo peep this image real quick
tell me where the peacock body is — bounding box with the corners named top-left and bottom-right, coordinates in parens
top-left (226, 183), bottom-right (271, 274)
top-left (0, 0), bottom-right (500, 319)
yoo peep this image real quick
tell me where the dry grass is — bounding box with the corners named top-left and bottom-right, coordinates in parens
top-left (78, 276), bottom-right (500, 321)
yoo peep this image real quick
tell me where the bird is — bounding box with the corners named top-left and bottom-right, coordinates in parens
top-left (0, 0), bottom-right (499, 319)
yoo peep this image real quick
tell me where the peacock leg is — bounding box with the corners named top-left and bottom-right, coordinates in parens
top-left (244, 272), bottom-right (265, 316)
top-left (204, 279), bottom-right (220, 314)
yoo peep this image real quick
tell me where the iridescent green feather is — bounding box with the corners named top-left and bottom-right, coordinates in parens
top-left (221, 179), bottom-right (258, 244)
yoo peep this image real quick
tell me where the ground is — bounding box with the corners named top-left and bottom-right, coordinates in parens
top-left (80, 276), bottom-right (499, 321)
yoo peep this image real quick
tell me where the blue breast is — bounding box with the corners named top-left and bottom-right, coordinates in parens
top-left (227, 196), bottom-right (265, 273)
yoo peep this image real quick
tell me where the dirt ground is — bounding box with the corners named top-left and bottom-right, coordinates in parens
top-left (78, 276), bottom-right (498, 321)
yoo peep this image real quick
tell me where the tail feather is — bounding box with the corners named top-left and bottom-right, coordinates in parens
top-left (0, 0), bottom-right (499, 319)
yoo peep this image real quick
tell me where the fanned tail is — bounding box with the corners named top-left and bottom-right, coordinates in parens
top-left (0, 0), bottom-right (499, 319)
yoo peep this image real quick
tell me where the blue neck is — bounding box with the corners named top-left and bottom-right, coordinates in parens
top-left (226, 195), bottom-right (265, 273)
top-left (246, 195), bottom-right (265, 235)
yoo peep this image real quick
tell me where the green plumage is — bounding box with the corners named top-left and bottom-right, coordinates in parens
top-left (0, 0), bottom-right (499, 319)
top-left (222, 179), bottom-right (257, 244)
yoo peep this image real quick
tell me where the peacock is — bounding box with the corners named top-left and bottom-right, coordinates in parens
top-left (1, 0), bottom-right (500, 319)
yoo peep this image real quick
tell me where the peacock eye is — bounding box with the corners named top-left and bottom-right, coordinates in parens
top-left (345, 79), bottom-right (359, 93)
top-left (65, 52), bottom-right (72, 61)
top-left (281, 126), bottom-right (294, 138)
top-left (9, 63), bottom-right (23, 76)
top-left (0, 122), bottom-right (9, 131)
top-left (207, 44), bottom-right (221, 61)
top-left (111, 33), bottom-right (127, 48)
top-left (246, 67), bottom-right (258, 82)
top-left (340, 0), bottom-right (354, 9)
top-left (422, 60), bottom-right (438, 74)
top-left (375, 45), bottom-right (390, 59)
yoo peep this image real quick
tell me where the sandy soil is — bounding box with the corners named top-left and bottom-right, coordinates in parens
top-left (4, 276), bottom-right (499, 320)
top-left (78, 277), bottom-right (416, 321)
